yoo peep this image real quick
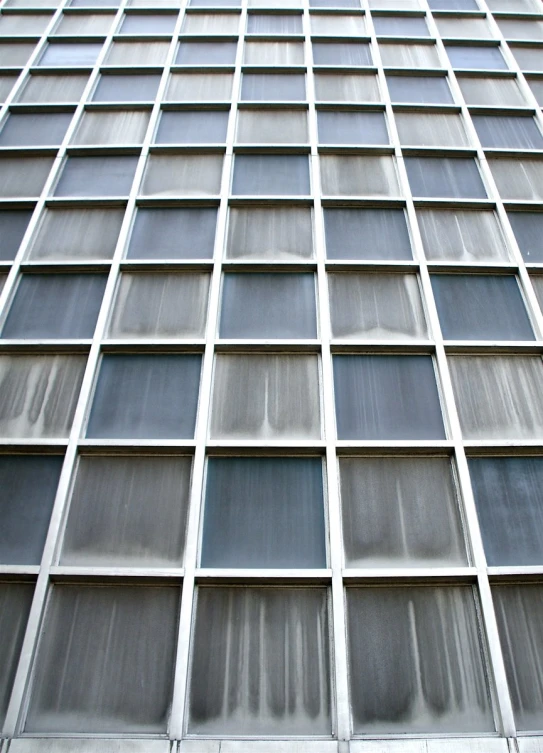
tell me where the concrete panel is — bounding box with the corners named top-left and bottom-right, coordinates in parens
top-left (518, 739), bottom-right (543, 753)
top-left (9, 740), bottom-right (171, 753)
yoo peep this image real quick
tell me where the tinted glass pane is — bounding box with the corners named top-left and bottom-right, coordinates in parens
top-left (93, 74), bottom-right (161, 102)
top-left (489, 158), bottom-right (543, 201)
top-left (232, 155), bottom-right (310, 195)
top-left (436, 17), bottom-right (493, 39)
top-left (511, 46), bottom-right (543, 71)
top-left (315, 73), bottom-right (379, 101)
top-left (379, 43), bottom-right (440, 67)
top-left (18, 74), bottom-right (88, 103)
top-left (324, 208), bottom-right (411, 260)
top-left (0, 43), bottom-right (36, 66)
top-left (244, 41), bottom-right (304, 64)
top-left (106, 41), bottom-right (169, 64)
top-left (418, 209), bottom-right (509, 262)
top-left (54, 156), bottom-right (138, 197)
top-left (429, 0), bottom-right (478, 7)
top-left (0, 156), bottom-right (54, 198)
top-left (473, 115), bottom-right (543, 149)
top-left (333, 355), bottom-right (445, 440)
top-left (313, 42), bottom-right (371, 65)
top-left (141, 154), bottom-right (223, 197)
top-left (237, 109), bottom-right (308, 143)
top-left (373, 16), bottom-right (429, 36)
top-left (508, 212), bottom-right (543, 262)
top-left (446, 45), bottom-right (508, 70)
top-left (386, 75), bottom-right (453, 104)
top-left (528, 78), bottom-right (543, 106)
top-left (318, 110), bottom-right (388, 145)
top-left (405, 157), bottom-right (487, 199)
top-left (156, 110), bottom-right (229, 144)
top-left (226, 206), bottom-right (313, 260)
top-left (176, 41), bottom-right (237, 64)
top-left (166, 72), bottom-right (233, 100)
top-left (0, 210), bottom-right (33, 262)
top-left (87, 355), bottom-right (201, 439)
top-left (55, 12), bottom-right (113, 34)
top-left (201, 457), bottom-right (326, 568)
top-left (39, 42), bottom-right (102, 65)
top-left (458, 76), bottom-right (526, 107)
top-left (0, 112), bottom-right (72, 147)
top-left (241, 72), bottom-right (305, 100)
top-left (396, 112), bottom-right (470, 147)
top-left (127, 207), bottom-right (217, 259)
top-left (72, 110), bottom-right (150, 145)
top-left (320, 155), bottom-right (399, 197)
top-left (29, 207), bottom-right (124, 262)
top-left (0, 74), bottom-right (20, 102)
top-left (120, 13), bottom-right (176, 32)
top-left (248, 13), bottom-right (302, 33)
top-left (0, 583), bottom-right (34, 727)
top-left (182, 13), bottom-right (240, 33)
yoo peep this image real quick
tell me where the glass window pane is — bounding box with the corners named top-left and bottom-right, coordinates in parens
top-left (25, 585), bottom-right (180, 733)
top-left (487, 0), bottom-right (540, 9)
top-left (0, 13), bottom-right (52, 34)
top-left (189, 587), bottom-right (331, 735)
top-left (429, 0), bottom-right (478, 7)
top-left (0, 74), bottom-right (18, 102)
top-left (489, 158), bottom-right (543, 201)
top-left (106, 41), bottom-right (169, 64)
top-left (509, 212), bottom-right (543, 262)
top-left (341, 457), bottom-right (466, 567)
top-left (446, 44), bottom-right (508, 70)
top-left (61, 456), bottom-right (192, 566)
top-left (333, 354), bottom-right (445, 439)
top-left (0, 455), bottom-right (63, 565)
top-left (201, 457), bottom-right (326, 568)
top-left (0, 156), bottom-right (54, 198)
top-left (220, 273), bottom-right (316, 338)
top-left (92, 73), bottom-right (161, 102)
top-left (315, 72), bottom-right (379, 101)
top-left (396, 112), bottom-right (469, 147)
top-left (0, 42), bottom-right (37, 66)
top-left (18, 73), bottom-right (88, 103)
top-left (346, 586), bottom-right (493, 733)
top-left (71, 110), bottom-right (150, 145)
top-left (248, 13), bottom-right (302, 33)
top-left (379, 42), bottom-right (440, 68)
top-left (473, 115), bottom-right (543, 150)
top-left (156, 110), bottom-right (229, 144)
top-left (29, 207), bottom-right (124, 262)
top-left (417, 209), bottom-right (509, 262)
top-left (176, 41), bottom-right (237, 64)
top-left (311, 13), bottom-right (365, 35)
top-left (313, 41), bottom-right (371, 65)
top-left (0, 355), bottom-right (86, 438)
top-left (528, 78), bottom-right (543, 106)
top-left (120, 12), bottom-right (176, 33)
top-left (457, 75), bottom-right (526, 106)
top-left (436, 17), bottom-right (494, 39)
top-left (312, 0), bottom-right (360, 6)
top-left (405, 157), bottom-right (487, 199)
top-left (39, 41), bottom-right (102, 65)
top-left (87, 354), bottom-right (201, 439)
top-left (511, 46), bottom-right (543, 72)
top-left (226, 206), bottom-right (313, 260)
top-left (182, 12), bottom-right (240, 33)
top-left (2, 274), bottom-right (107, 339)
top-left (324, 207), bottom-right (411, 260)
top-left (244, 40), bottom-right (304, 64)
top-left (532, 276), bottom-right (543, 314)
top-left (237, 109), bottom-right (307, 143)
top-left (108, 272), bottom-right (210, 338)
top-left (127, 207), bottom-right (217, 260)
top-left (0, 112), bottom-right (72, 147)
top-left (232, 154), bottom-right (310, 195)
top-left (210, 354), bottom-right (321, 439)
top-left (0, 210), bottom-right (33, 262)
top-left (166, 72), bottom-right (233, 100)
top-left (317, 110), bottom-right (388, 145)
top-left (373, 16), bottom-right (429, 37)
top-left (241, 72), bottom-right (305, 100)
top-left (320, 155), bottom-right (399, 197)
top-left (0, 583), bottom-right (34, 727)
top-left (54, 156), bottom-right (138, 198)
top-left (141, 154), bottom-right (223, 197)
top-left (328, 273), bottom-right (426, 339)
top-left (448, 355), bottom-right (543, 440)
top-left (386, 74), bottom-right (452, 103)
top-left (55, 12), bottom-right (113, 34)
top-left (370, 0), bottom-right (418, 6)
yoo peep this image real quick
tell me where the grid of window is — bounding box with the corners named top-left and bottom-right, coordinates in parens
top-left (1, 0), bottom-right (543, 749)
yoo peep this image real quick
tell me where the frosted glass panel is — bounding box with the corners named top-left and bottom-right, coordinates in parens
top-left (346, 587), bottom-right (493, 733)
top-left (72, 110), bottom-right (150, 145)
top-left (473, 115), bottom-right (543, 150)
top-left (0, 13), bottom-right (51, 33)
top-left (29, 207), bottom-right (124, 261)
top-left (244, 41), bottom-right (304, 65)
top-left (387, 75), bottom-right (453, 104)
top-left (0, 210), bottom-right (33, 261)
top-left (166, 72), bottom-right (233, 100)
top-left (0, 112), bottom-right (72, 146)
top-left (120, 12), bottom-right (176, 32)
top-left (405, 157), bottom-right (486, 199)
top-left (396, 112), bottom-right (470, 147)
top-left (489, 158), bottom-right (543, 201)
top-left (176, 41), bottom-right (237, 64)
top-left (18, 74), bottom-right (89, 103)
top-left (189, 587), bottom-right (331, 735)
top-left (0, 43), bottom-right (36, 65)
top-left (247, 13), bottom-right (302, 33)
top-left (447, 45), bottom-right (507, 70)
top-left (333, 355), bottom-right (445, 440)
top-left (0, 583), bottom-right (34, 727)
top-left (508, 212), bottom-right (543, 263)
top-left (311, 13), bottom-right (365, 35)
top-left (528, 79), bottom-right (543, 106)
top-left (156, 110), bottom-right (229, 144)
top-left (313, 41), bottom-right (371, 65)
top-left (183, 12), bottom-right (240, 33)
top-left (237, 110), bottom-right (308, 143)
top-left (328, 273), bottom-right (427, 340)
top-left (469, 457), bottom-right (543, 566)
top-left (379, 43), bottom-right (440, 68)
top-left (232, 155), bottom-right (310, 195)
top-left (315, 73), bottom-right (379, 101)
top-left (241, 73), bottom-right (305, 100)
top-left (226, 206), bottom-right (313, 260)
top-left (93, 74), bottom-right (161, 102)
top-left (210, 354), bottom-right (321, 439)
top-left (0, 156), bottom-right (54, 198)
top-left (127, 207), bottom-right (217, 260)
top-left (436, 17), bottom-right (493, 39)
top-left (87, 354), bottom-right (201, 439)
top-left (141, 154), bottom-right (223, 196)
top-left (0, 75), bottom-right (17, 102)
top-left (0, 455), bottom-right (63, 565)
top-left (220, 273), bottom-right (316, 338)
top-left (417, 209), bottom-right (509, 262)
top-left (54, 156), bottom-right (138, 197)
top-left (108, 272), bottom-right (210, 338)
top-left (39, 42), bottom-right (102, 66)
top-left (26, 585), bottom-right (179, 733)
top-left (320, 155), bottom-right (399, 197)
top-left (0, 355), bottom-right (86, 438)
top-left (61, 456), bottom-right (192, 566)
top-left (106, 41), bottom-right (170, 65)
top-left (532, 276), bottom-right (543, 313)
top-left (457, 76), bottom-right (526, 106)
top-left (449, 355), bottom-right (543, 440)
top-left (325, 208), bottom-right (411, 260)
top-left (55, 12), bottom-right (113, 33)
top-left (512, 46), bottom-right (543, 72)
top-left (318, 111), bottom-right (388, 145)
top-left (201, 457), bottom-right (326, 567)
top-left (340, 457), bottom-right (467, 567)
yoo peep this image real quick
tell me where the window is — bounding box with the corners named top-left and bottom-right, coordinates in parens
top-left (405, 157), bottom-right (487, 199)
top-left (0, 583), bottom-right (34, 727)
top-left (0, 13), bottom-right (52, 34)
top-left (188, 587), bottom-right (331, 734)
top-left (248, 13), bottom-right (302, 33)
top-left (487, 0), bottom-right (540, 11)
top-left (528, 78), bottom-right (543, 106)
top-left (182, 13), bottom-right (240, 34)
top-left (370, 0), bottom-right (418, 6)
top-left (310, 13), bottom-right (365, 35)
top-left (320, 155), bottom-right (399, 197)
top-left (39, 41), bottom-right (102, 65)
top-left (0, 43), bottom-right (37, 66)
top-left (312, 0), bottom-right (359, 6)
top-left (105, 40), bottom-right (170, 64)
top-left (86, 354), bottom-right (202, 439)
top-left (92, 73), bottom-right (161, 102)
top-left (2, 274), bottom-right (107, 339)
top-left (119, 12), bottom-right (176, 33)
top-left (429, 0), bottom-right (478, 7)
top-left (340, 457), bottom-right (467, 567)
top-left (317, 110), bottom-right (388, 145)
top-left (315, 72), bottom-right (379, 101)
top-left (237, 109), bottom-right (308, 143)
top-left (312, 41), bottom-right (372, 66)
top-left (201, 457), bottom-right (326, 567)
top-left (127, 207), bottom-right (217, 260)
top-left (395, 112), bottom-right (470, 147)
top-left (532, 276), bottom-right (543, 314)
top-left (167, 72), bottom-right (234, 100)
top-left (220, 273), bottom-right (317, 338)
top-left (54, 156), bottom-right (138, 197)
top-left (72, 110), bottom-right (150, 145)
top-left (176, 41), bottom-right (238, 64)
top-left (457, 75), bottom-right (526, 107)
top-left (0, 156), bottom-right (55, 198)
top-left (244, 40), bottom-right (304, 65)
top-left (55, 12), bottom-right (113, 34)
top-left (226, 206), bottom-right (313, 260)
top-left (386, 74), bottom-right (453, 104)
top-left (473, 115), bottom-right (543, 150)
top-left (0, 455), bottom-right (63, 565)
top-left (18, 73), bottom-right (88, 103)
top-left (0, 112), bottom-right (72, 147)
top-left (232, 155), bottom-right (310, 195)
top-left (25, 585), bottom-right (180, 733)
top-left (324, 207), bottom-right (411, 260)
top-left (417, 209), bottom-right (509, 262)
top-left (373, 16), bottom-right (429, 37)
top-left (0, 74), bottom-right (17, 102)
top-left (448, 355), bottom-right (543, 439)
top-left (0, 210), bottom-right (33, 262)
top-left (511, 46), bottom-right (543, 72)
top-left (489, 158), bottom-right (543, 201)
top-left (155, 110), bottom-right (229, 144)
top-left (379, 43), bottom-right (440, 68)
top-left (108, 272), bottom-right (210, 338)
top-left (435, 17), bottom-right (493, 39)
top-left (508, 212), bottom-right (543, 262)
top-left (60, 456), bottom-right (192, 566)
top-left (346, 586), bottom-right (493, 733)
top-left (210, 354), bottom-right (321, 439)
top-left (446, 45), bottom-right (508, 70)
top-left (328, 273), bottom-right (427, 339)
top-left (141, 154), bottom-right (223, 196)
top-left (241, 72), bottom-right (305, 100)
top-left (333, 355), bottom-right (445, 439)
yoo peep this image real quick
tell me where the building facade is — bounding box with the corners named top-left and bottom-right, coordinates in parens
top-left (1, 0), bottom-right (543, 751)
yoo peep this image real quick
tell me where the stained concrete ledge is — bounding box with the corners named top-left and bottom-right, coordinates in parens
top-left (518, 739), bottom-right (543, 753)
top-left (8, 740), bottom-right (171, 753)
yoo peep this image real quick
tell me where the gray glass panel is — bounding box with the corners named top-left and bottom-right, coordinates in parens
top-left (93, 73), bottom-right (161, 102)
top-left (436, 17), bottom-right (493, 40)
top-left (386, 75), bottom-right (453, 104)
top-left (324, 208), bottom-right (411, 260)
top-left (26, 585), bottom-right (179, 733)
top-left (120, 12), bottom-right (177, 33)
top-left (315, 73), bottom-right (379, 101)
top-left (473, 115), bottom-right (543, 150)
top-left (0, 13), bottom-right (51, 34)
top-left (469, 457), bottom-right (543, 567)
top-left (512, 47), bottom-right (543, 72)
top-left (490, 158), bottom-right (543, 201)
top-left (528, 78), bottom-right (543, 106)
top-left (0, 455), bottom-right (63, 565)
top-left (379, 43), bottom-right (440, 68)
top-left (311, 0), bottom-right (360, 6)
top-left (0, 156), bottom-right (54, 198)
top-left (237, 109), bottom-right (307, 143)
top-left (346, 587), bottom-right (493, 733)
top-left (226, 206), bottom-right (313, 260)
top-left (432, 275), bottom-right (533, 341)
top-left (321, 155), bottom-right (399, 196)
top-left (176, 41), bottom-right (237, 64)
top-left (373, 16), bottom-right (429, 36)
top-left (73, 110), bottom-right (150, 145)
top-left (156, 110), bottom-right (229, 144)
top-left (201, 457), bottom-right (326, 568)
top-left (0, 355), bottom-right (86, 438)
top-left (313, 42), bottom-right (371, 65)
top-left (493, 585), bottom-right (543, 731)
top-left (317, 110), bottom-right (388, 145)
top-left (61, 456), bottom-right (192, 566)
top-left (241, 73), bottom-right (305, 100)
top-left (509, 213), bottom-right (543, 263)
top-left (458, 76), bottom-right (526, 107)
top-left (247, 13), bottom-right (302, 33)
top-left (333, 355), bottom-right (445, 440)
top-left (220, 273), bottom-right (316, 338)
top-left (106, 41), bottom-right (169, 64)
top-left (210, 354), bottom-right (321, 439)
top-left (446, 45), bottom-right (508, 70)
top-left (29, 207), bottom-right (124, 262)
top-left (54, 156), bottom-right (138, 197)
top-left (310, 14), bottom-right (365, 36)
top-left (0, 210), bottom-right (32, 261)
top-left (418, 209), bottom-right (509, 263)
top-left (127, 207), bottom-right (216, 260)
top-left (244, 41), bottom-right (303, 64)
top-left (189, 587), bottom-right (331, 735)
top-left (405, 157), bottom-right (487, 199)
top-left (0, 112), bottom-right (72, 146)
top-left (396, 112), bottom-right (470, 148)
top-left (166, 72), bottom-right (233, 101)
top-left (39, 42), bottom-right (102, 65)
top-left (232, 155), bottom-right (310, 195)
top-left (429, 0), bottom-right (478, 7)
top-left (141, 154), bottom-right (223, 197)
top-left (55, 12), bottom-right (113, 34)
top-left (87, 354), bottom-right (201, 439)
top-left (182, 13), bottom-right (240, 34)
top-left (0, 583), bottom-right (34, 727)
top-left (18, 74), bottom-right (89, 103)
top-left (340, 457), bottom-right (466, 567)
top-left (531, 276), bottom-right (543, 315)
top-left (108, 272), bottom-right (210, 338)
top-left (0, 43), bottom-right (36, 66)
top-left (0, 75), bottom-right (18, 102)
